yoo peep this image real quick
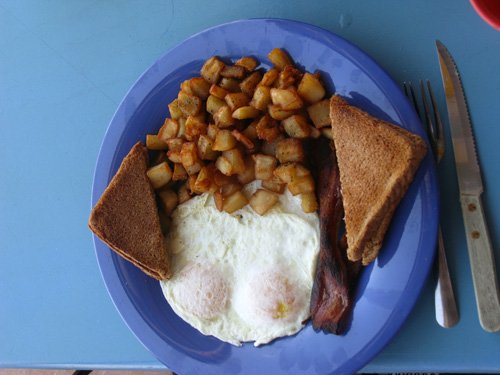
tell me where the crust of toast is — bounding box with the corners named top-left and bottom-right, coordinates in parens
top-left (329, 95), bottom-right (427, 265)
top-left (88, 142), bottom-right (171, 280)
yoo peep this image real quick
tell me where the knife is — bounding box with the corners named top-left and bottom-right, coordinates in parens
top-left (436, 40), bottom-right (500, 332)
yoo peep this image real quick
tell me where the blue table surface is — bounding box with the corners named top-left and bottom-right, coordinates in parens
top-left (1, 0), bottom-right (499, 373)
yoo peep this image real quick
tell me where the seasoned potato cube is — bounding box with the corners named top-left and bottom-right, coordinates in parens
top-left (282, 115), bottom-right (312, 138)
top-left (240, 71), bottom-right (262, 97)
top-left (225, 92), bottom-right (250, 111)
top-left (219, 77), bottom-right (240, 93)
top-left (288, 175), bottom-right (315, 195)
top-left (165, 137), bottom-right (184, 152)
top-left (197, 134), bottom-right (218, 160)
top-left (177, 117), bottom-right (186, 138)
top-left (277, 65), bottom-right (302, 89)
top-left (168, 99), bottom-right (183, 120)
top-left (252, 154), bottom-right (278, 180)
top-left (215, 155), bottom-right (233, 176)
top-left (262, 175), bottom-right (286, 193)
top-left (260, 68), bottom-right (279, 86)
top-left (213, 129), bottom-right (237, 151)
top-left (259, 134), bottom-right (284, 157)
top-left (274, 162), bottom-right (310, 183)
top-left (180, 142), bottom-right (203, 175)
top-left (223, 148), bottom-right (245, 175)
top-left (214, 105), bottom-right (235, 128)
top-left (209, 84), bottom-right (228, 99)
top-left (250, 85), bottom-right (271, 111)
top-left (232, 129), bottom-right (255, 150)
top-left (235, 56), bottom-right (258, 71)
top-left (222, 190), bottom-right (248, 214)
top-left (242, 121), bottom-right (258, 140)
top-left (213, 170), bottom-right (237, 187)
top-left (268, 104), bottom-right (296, 121)
top-left (158, 118), bottom-right (179, 141)
top-left (146, 162), bottom-right (172, 189)
top-left (298, 72), bottom-right (325, 104)
top-left (220, 182), bottom-right (243, 197)
top-left (307, 99), bottom-right (331, 128)
top-left (321, 127), bottom-right (333, 140)
top-left (172, 163), bottom-right (188, 181)
top-left (189, 77), bottom-right (210, 100)
top-left (237, 156), bottom-right (256, 185)
top-left (301, 192), bottom-right (318, 213)
top-left (180, 79), bottom-right (193, 95)
top-left (268, 48), bottom-right (293, 70)
top-left (157, 189), bottom-right (178, 215)
top-left (220, 65), bottom-right (246, 79)
top-left (249, 189), bottom-right (279, 215)
top-left (256, 114), bottom-right (281, 142)
top-left (194, 165), bottom-right (214, 193)
top-left (275, 138), bottom-right (305, 163)
top-left (178, 91), bottom-right (202, 117)
top-left (214, 191), bottom-right (224, 211)
top-left (206, 94), bottom-right (225, 115)
top-left (146, 134), bottom-right (167, 150)
top-left (201, 56), bottom-right (225, 84)
top-left (270, 88), bottom-right (303, 110)
top-left (178, 182), bottom-right (192, 204)
top-left (167, 149), bottom-right (182, 163)
top-left (207, 124), bottom-right (218, 139)
top-left (184, 116), bottom-right (207, 141)
top-left (232, 105), bottom-right (261, 120)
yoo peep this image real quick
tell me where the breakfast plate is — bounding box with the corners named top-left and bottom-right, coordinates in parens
top-left (91, 19), bottom-right (438, 374)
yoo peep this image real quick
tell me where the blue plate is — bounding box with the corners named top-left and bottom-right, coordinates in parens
top-left (92, 19), bottom-right (438, 375)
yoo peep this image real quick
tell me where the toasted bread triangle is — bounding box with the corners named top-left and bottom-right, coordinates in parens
top-left (329, 95), bottom-right (427, 265)
top-left (89, 142), bottom-right (171, 280)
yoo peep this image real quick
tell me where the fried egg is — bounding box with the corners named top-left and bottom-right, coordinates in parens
top-left (160, 182), bottom-right (320, 346)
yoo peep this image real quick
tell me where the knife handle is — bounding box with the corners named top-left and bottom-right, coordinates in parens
top-left (460, 194), bottom-right (500, 332)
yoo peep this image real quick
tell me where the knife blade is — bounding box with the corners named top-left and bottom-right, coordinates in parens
top-left (436, 40), bottom-right (500, 332)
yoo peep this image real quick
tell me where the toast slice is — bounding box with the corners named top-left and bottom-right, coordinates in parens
top-left (329, 95), bottom-right (427, 265)
top-left (89, 142), bottom-right (171, 280)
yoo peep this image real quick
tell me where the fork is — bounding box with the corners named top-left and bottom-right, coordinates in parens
top-left (404, 80), bottom-right (459, 328)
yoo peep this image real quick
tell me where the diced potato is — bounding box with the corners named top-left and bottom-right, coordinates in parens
top-left (223, 148), bottom-right (245, 175)
top-left (209, 84), bottom-right (228, 99)
top-left (277, 65), bottom-right (302, 89)
top-left (168, 99), bottom-right (183, 120)
top-left (250, 85), bottom-right (271, 111)
top-left (214, 105), bottom-right (235, 128)
top-left (184, 116), bottom-right (207, 141)
top-left (262, 175), bottom-right (286, 193)
top-left (298, 72), bottom-right (325, 104)
top-left (274, 162), bottom-right (310, 183)
top-left (275, 138), bottom-right (305, 163)
top-left (146, 162), bottom-right (172, 189)
top-left (215, 155), bottom-right (233, 176)
top-left (268, 48), bottom-right (293, 70)
top-left (201, 56), bottom-right (225, 84)
top-left (237, 156), bottom-right (255, 185)
top-left (219, 77), bottom-right (240, 93)
top-left (194, 165), bottom-right (214, 193)
top-left (180, 142), bottom-right (203, 175)
top-left (177, 117), bottom-right (186, 138)
top-left (242, 121), bottom-right (258, 140)
top-left (158, 118), bottom-right (179, 141)
top-left (288, 175), bottom-right (315, 195)
top-left (256, 114), bottom-right (281, 142)
top-left (249, 189), bottom-right (279, 215)
top-left (167, 149), bottom-right (182, 163)
top-left (252, 154), bottom-right (278, 180)
top-left (235, 56), bottom-right (258, 71)
top-left (146, 134), bottom-right (167, 150)
top-left (206, 94), bottom-right (226, 115)
top-left (197, 134), bottom-right (218, 161)
top-left (240, 71), bottom-right (262, 97)
top-left (232, 129), bottom-right (255, 150)
top-left (220, 65), bottom-right (246, 79)
top-left (172, 163), bottom-right (188, 181)
top-left (188, 174), bottom-right (203, 194)
top-left (260, 68), bottom-right (279, 86)
top-left (282, 115), bottom-right (312, 138)
top-left (213, 129), bottom-right (237, 151)
top-left (301, 192), bottom-right (318, 213)
top-left (232, 106), bottom-right (261, 120)
top-left (157, 189), bottom-right (178, 215)
top-left (189, 77), bottom-right (211, 100)
top-left (207, 124), bottom-right (218, 139)
top-left (178, 91), bottom-right (202, 117)
top-left (165, 137), bottom-right (184, 152)
top-left (307, 99), bottom-right (331, 128)
top-left (270, 88), bottom-right (303, 110)
top-left (213, 170), bottom-right (237, 187)
top-left (214, 191), bottom-right (224, 211)
top-left (268, 104), bottom-right (296, 120)
top-left (180, 79), bottom-right (193, 95)
top-left (321, 127), bottom-right (333, 140)
top-left (259, 134), bottom-right (284, 157)
top-left (225, 92), bottom-right (250, 111)
top-left (222, 190), bottom-right (248, 214)
top-left (178, 182), bottom-right (192, 204)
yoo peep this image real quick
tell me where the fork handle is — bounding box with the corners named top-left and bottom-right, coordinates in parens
top-left (461, 194), bottom-right (500, 332)
top-left (435, 227), bottom-right (459, 327)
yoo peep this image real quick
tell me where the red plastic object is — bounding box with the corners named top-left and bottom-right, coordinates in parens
top-left (470, 0), bottom-right (500, 31)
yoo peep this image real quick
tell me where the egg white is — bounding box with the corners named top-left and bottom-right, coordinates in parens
top-left (160, 181), bottom-right (320, 346)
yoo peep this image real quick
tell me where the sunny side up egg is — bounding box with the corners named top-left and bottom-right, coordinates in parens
top-left (160, 182), bottom-right (320, 346)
